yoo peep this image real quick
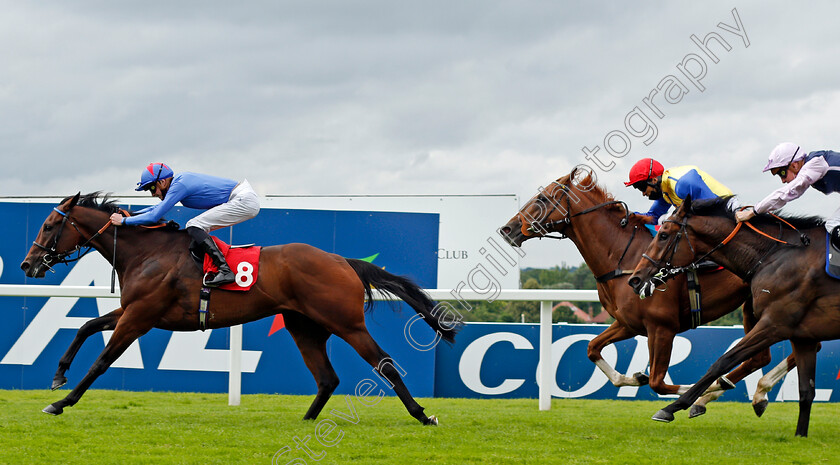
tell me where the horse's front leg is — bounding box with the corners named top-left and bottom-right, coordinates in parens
top-left (43, 305), bottom-right (155, 416)
top-left (51, 308), bottom-right (123, 390)
top-left (690, 299), bottom-right (774, 418)
top-left (653, 320), bottom-right (781, 423)
top-left (645, 326), bottom-right (684, 396)
top-left (588, 321), bottom-right (648, 387)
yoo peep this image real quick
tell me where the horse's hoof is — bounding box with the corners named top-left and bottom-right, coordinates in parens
top-left (424, 415), bottom-right (438, 426)
top-left (51, 376), bottom-right (67, 391)
top-left (651, 409), bottom-right (674, 423)
top-left (753, 399), bottom-right (768, 418)
top-left (42, 404), bottom-right (64, 416)
top-left (633, 372), bottom-right (650, 386)
top-left (688, 405), bottom-right (706, 419)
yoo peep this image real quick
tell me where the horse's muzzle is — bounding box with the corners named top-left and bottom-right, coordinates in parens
top-left (20, 258), bottom-right (47, 278)
top-left (499, 225), bottom-right (525, 248)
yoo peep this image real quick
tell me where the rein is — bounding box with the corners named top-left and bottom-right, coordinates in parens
top-left (644, 209), bottom-right (810, 282)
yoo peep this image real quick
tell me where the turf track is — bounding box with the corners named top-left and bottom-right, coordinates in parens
top-left (1, 390), bottom-right (839, 464)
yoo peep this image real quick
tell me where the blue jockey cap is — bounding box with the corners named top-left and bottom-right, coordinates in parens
top-left (136, 162), bottom-right (174, 191)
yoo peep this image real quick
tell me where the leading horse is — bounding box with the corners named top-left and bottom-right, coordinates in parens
top-left (20, 193), bottom-right (455, 425)
top-left (500, 168), bottom-right (793, 414)
top-left (629, 196), bottom-right (834, 437)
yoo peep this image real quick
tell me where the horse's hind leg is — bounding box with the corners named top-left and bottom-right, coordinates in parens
top-left (283, 312), bottom-right (339, 420)
top-left (750, 353), bottom-right (795, 417)
top-left (791, 339), bottom-right (818, 437)
top-left (341, 329), bottom-right (436, 425)
top-left (51, 308), bottom-right (123, 390)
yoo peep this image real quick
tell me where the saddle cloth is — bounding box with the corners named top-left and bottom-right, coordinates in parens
top-left (202, 236), bottom-right (261, 291)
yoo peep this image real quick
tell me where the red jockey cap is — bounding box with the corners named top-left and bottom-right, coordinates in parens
top-left (625, 158), bottom-right (664, 186)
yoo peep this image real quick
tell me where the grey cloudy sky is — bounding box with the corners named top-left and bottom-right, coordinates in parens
top-left (2, 1), bottom-right (838, 268)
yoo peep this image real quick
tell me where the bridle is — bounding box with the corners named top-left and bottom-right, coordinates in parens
top-left (519, 181), bottom-right (639, 283)
top-left (642, 209), bottom-right (810, 282)
top-left (519, 181), bottom-right (630, 240)
top-left (33, 207), bottom-right (113, 273)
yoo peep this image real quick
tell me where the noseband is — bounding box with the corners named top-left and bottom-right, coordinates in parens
top-left (640, 218), bottom-right (697, 281)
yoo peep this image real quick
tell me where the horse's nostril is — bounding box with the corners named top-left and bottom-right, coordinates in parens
top-left (500, 226), bottom-right (511, 235)
top-left (628, 277), bottom-right (641, 289)
top-left (20, 261), bottom-right (30, 272)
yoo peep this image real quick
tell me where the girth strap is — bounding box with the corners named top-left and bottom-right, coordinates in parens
top-left (686, 268), bottom-right (702, 329)
top-left (595, 269), bottom-right (635, 283)
top-left (198, 287), bottom-right (211, 331)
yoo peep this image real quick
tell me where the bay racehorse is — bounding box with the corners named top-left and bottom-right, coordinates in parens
top-left (20, 193), bottom-right (456, 425)
top-left (500, 168), bottom-right (795, 415)
top-left (629, 195), bottom-right (833, 437)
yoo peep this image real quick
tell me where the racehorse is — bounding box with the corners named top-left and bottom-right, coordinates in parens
top-left (20, 193), bottom-right (455, 425)
top-left (628, 195), bottom-right (834, 437)
top-left (500, 168), bottom-right (795, 415)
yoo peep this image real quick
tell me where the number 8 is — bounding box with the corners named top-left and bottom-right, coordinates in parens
top-left (236, 262), bottom-right (254, 287)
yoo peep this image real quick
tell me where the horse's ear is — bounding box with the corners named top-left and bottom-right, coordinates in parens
top-left (681, 194), bottom-right (692, 214)
top-left (68, 192), bottom-right (81, 209)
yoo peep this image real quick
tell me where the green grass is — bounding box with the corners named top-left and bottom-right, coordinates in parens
top-left (1, 390), bottom-right (839, 464)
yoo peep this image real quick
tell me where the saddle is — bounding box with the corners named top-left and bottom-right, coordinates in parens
top-left (189, 237), bottom-right (261, 291)
top-left (189, 237), bottom-right (261, 331)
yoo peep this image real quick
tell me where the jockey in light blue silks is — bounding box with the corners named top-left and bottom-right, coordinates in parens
top-left (109, 162), bottom-right (261, 287)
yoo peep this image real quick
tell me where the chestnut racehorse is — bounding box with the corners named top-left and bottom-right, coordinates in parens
top-left (629, 195), bottom-right (832, 437)
top-left (500, 168), bottom-right (794, 415)
top-left (20, 193), bottom-right (455, 425)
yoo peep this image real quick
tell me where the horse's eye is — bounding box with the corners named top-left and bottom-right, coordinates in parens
top-left (658, 232), bottom-right (669, 241)
top-left (44, 225), bottom-right (53, 232)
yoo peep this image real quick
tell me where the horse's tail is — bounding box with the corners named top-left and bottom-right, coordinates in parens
top-left (345, 258), bottom-right (459, 343)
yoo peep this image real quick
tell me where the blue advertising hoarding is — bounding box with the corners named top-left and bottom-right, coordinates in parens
top-left (434, 322), bottom-right (840, 402)
top-left (0, 200), bottom-right (440, 397)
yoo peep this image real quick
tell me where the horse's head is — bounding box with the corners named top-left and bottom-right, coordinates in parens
top-left (499, 166), bottom-right (623, 247)
top-left (499, 172), bottom-right (574, 247)
top-left (21, 193), bottom-right (87, 278)
top-left (628, 195), bottom-right (713, 297)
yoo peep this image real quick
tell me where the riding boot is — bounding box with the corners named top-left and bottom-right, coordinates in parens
top-left (187, 227), bottom-right (235, 287)
top-left (200, 238), bottom-right (235, 287)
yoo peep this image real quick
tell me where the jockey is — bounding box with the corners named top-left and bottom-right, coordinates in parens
top-left (109, 162), bottom-right (261, 287)
top-left (625, 158), bottom-right (734, 225)
top-left (735, 142), bottom-right (840, 246)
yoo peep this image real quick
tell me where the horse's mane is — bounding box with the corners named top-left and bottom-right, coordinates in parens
top-left (690, 195), bottom-right (825, 230)
top-left (63, 192), bottom-right (122, 215)
top-left (62, 191), bottom-right (181, 231)
top-left (562, 172), bottom-right (653, 229)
